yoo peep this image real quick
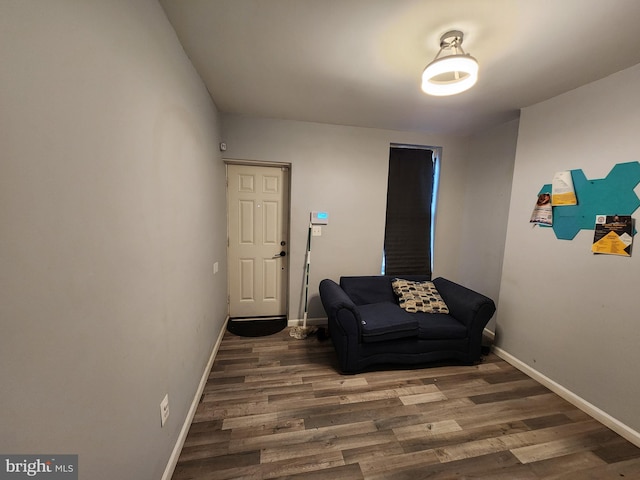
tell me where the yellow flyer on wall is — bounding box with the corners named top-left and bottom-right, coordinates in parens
top-left (551, 170), bottom-right (577, 205)
top-left (591, 215), bottom-right (634, 256)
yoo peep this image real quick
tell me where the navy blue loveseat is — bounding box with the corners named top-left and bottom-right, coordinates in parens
top-left (319, 275), bottom-right (496, 373)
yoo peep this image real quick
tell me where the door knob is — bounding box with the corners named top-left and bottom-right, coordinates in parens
top-left (273, 251), bottom-right (287, 258)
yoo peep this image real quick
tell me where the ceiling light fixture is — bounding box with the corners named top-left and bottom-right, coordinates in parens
top-left (421, 30), bottom-right (478, 96)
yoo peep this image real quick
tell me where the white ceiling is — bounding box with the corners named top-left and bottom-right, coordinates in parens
top-left (160, 0), bottom-right (640, 135)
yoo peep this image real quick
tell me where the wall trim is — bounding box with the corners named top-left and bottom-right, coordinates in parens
top-left (288, 317), bottom-right (327, 328)
top-left (223, 158), bottom-right (291, 168)
top-left (483, 328), bottom-right (495, 341)
top-left (161, 317), bottom-right (229, 480)
top-left (492, 346), bottom-right (640, 448)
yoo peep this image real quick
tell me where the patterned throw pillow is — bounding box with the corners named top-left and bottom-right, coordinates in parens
top-left (391, 278), bottom-right (449, 314)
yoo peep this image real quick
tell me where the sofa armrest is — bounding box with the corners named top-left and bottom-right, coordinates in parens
top-left (432, 277), bottom-right (496, 330)
top-left (319, 279), bottom-right (361, 336)
top-left (319, 278), bottom-right (357, 315)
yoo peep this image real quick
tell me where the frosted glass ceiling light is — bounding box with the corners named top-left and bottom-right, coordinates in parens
top-left (421, 30), bottom-right (478, 96)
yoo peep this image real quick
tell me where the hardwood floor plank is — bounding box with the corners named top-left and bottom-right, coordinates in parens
top-left (203, 374), bottom-right (245, 388)
top-left (392, 419), bottom-right (463, 442)
top-left (452, 393), bottom-right (579, 430)
top-left (177, 441), bottom-right (230, 463)
top-left (228, 417), bottom-right (306, 441)
top-left (264, 393), bottom-right (341, 412)
top-left (369, 451), bottom-right (536, 480)
top-left (527, 451), bottom-right (607, 478)
top-left (275, 462), bottom-right (364, 479)
top-left (260, 429), bottom-right (398, 463)
top-left (193, 398), bottom-right (271, 423)
top-left (302, 400), bottom-right (418, 429)
top-left (358, 449), bottom-right (440, 478)
top-left (540, 457), bottom-right (640, 480)
top-left (434, 436), bottom-right (511, 463)
top-left (371, 403), bottom-right (471, 433)
top-left (309, 376), bottom-right (369, 391)
top-left (468, 383), bottom-right (551, 404)
top-left (511, 423), bottom-right (625, 464)
top-left (341, 439), bottom-right (405, 466)
top-left (228, 421), bottom-right (379, 454)
top-left (399, 390), bottom-right (447, 405)
top-left (258, 451), bottom-right (346, 479)
top-left (400, 419), bottom-right (531, 455)
top-left (221, 411), bottom-right (280, 430)
top-left (450, 418), bottom-right (597, 460)
top-left (522, 413), bottom-right (575, 430)
top-left (171, 450), bottom-right (260, 480)
top-left (204, 381), bottom-right (313, 400)
top-left (181, 420), bottom-right (228, 448)
top-left (335, 384), bottom-right (443, 405)
top-left (592, 436), bottom-right (640, 463)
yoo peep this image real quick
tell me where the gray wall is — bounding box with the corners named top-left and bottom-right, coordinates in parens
top-left (498, 63), bottom-right (640, 433)
top-left (221, 115), bottom-right (516, 320)
top-left (459, 120), bottom-right (519, 331)
top-left (0, 2), bottom-right (227, 479)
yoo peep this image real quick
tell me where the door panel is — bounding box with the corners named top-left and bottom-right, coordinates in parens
top-left (227, 164), bottom-right (289, 318)
top-left (263, 259), bottom-right (278, 300)
top-left (239, 259), bottom-right (254, 301)
top-left (263, 201), bottom-right (279, 244)
top-left (239, 201), bottom-right (254, 243)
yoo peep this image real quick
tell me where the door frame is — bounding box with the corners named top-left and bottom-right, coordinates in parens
top-left (224, 159), bottom-right (292, 319)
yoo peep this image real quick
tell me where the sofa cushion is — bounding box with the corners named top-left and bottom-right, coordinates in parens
top-left (415, 313), bottom-right (467, 340)
top-left (356, 303), bottom-right (419, 343)
top-left (340, 276), bottom-right (397, 305)
top-left (392, 278), bottom-right (449, 313)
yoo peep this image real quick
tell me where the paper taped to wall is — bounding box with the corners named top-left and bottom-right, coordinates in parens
top-left (551, 170), bottom-right (578, 206)
top-left (592, 215), bottom-right (634, 256)
top-left (530, 192), bottom-right (553, 226)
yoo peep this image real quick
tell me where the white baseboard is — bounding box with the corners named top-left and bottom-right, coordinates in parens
top-left (492, 346), bottom-right (640, 448)
top-left (161, 317), bottom-right (229, 480)
top-left (287, 317), bottom-right (327, 328)
top-left (483, 328), bottom-right (495, 341)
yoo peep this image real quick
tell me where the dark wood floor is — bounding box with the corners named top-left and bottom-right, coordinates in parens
top-left (171, 328), bottom-right (640, 479)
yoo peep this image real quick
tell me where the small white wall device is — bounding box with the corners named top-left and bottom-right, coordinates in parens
top-left (310, 211), bottom-right (329, 225)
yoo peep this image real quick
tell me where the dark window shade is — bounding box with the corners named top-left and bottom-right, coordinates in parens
top-left (383, 147), bottom-right (434, 277)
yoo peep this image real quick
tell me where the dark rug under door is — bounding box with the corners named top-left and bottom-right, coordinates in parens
top-left (226, 317), bottom-right (287, 337)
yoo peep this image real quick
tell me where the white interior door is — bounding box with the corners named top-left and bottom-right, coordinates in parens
top-left (227, 164), bottom-right (289, 318)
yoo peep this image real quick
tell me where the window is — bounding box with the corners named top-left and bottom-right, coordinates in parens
top-left (382, 145), bottom-right (440, 276)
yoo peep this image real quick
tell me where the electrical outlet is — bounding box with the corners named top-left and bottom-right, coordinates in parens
top-left (160, 394), bottom-right (170, 427)
top-left (213, 262), bottom-right (219, 274)
top-left (312, 225), bottom-right (322, 236)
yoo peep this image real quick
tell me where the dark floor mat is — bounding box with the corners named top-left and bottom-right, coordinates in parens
top-left (226, 317), bottom-right (287, 337)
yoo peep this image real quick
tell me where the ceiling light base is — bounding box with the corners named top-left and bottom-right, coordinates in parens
top-left (440, 30), bottom-right (464, 48)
